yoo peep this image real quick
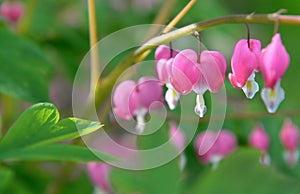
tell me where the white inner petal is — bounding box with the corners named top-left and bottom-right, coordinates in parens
top-left (134, 108), bottom-right (148, 133)
top-left (242, 72), bottom-right (259, 99)
top-left (165, 83), bottom-right (180, 110)
top-left (194, 94), bottom-right (207, 118)
top-left (261, 81), bottom-right (285, 113)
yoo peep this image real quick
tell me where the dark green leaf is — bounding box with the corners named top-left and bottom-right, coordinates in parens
top-left (189, 148), bottom-right (300, 194)
top-left (0, 27), bottom-right (53, 102)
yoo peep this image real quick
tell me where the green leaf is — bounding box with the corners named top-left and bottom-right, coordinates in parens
top-left (0, 167), bottom-right (13, 190)
top-left (0, 27), bottom-right (53, 102)
top-left (189, 148), bottom-right (300, 194)
top-left (0, 103), bottom-right (102, 150)
top-left (0, 103), bottom-right (111, 162)
top-left (0, 144), bottom-right (116, 162)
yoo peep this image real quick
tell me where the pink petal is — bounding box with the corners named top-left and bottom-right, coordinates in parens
top-left (87, 162), bottom-right (111, 192)
top-left (229, 39), bottom-right (261, 89)
top-left (249, 125), bottom-right (269, 153)
top-left (113, 80), bottom-right (139, 120)
top-left (169, 123), bottom-right (185, 151)
top-left (259, 33), bottom-right (290, 88)
top-left (198, 51), bottom-right (227, 93)
top-left (0, 2), bottom-right (24, 22)
top-left (137, 76), bottom-right (163, 109)
top-left (155, 59), bottom-right (169, 84)
top-left (280, 119), bottom-right (299, 151)
top-left (217, 130), bottom-right (237, 156)
top-left (155, 45), bottom-right (179, 61)
top-left (194, 131), bottom-right (219, 163)
top-left (170, 49), bottom-right (200, 94)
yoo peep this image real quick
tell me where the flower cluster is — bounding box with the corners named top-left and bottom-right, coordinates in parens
top-left (112, 33), bottom-right (290, 125)
top-left (249, 119), bottom-right (299, 167)
top-left (229, 33), bottom-right (289, 113)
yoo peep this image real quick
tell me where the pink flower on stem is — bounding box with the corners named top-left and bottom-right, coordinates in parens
top-left (169, 49), bottom-right (200, 95)
top-left (194, 130), bottom-right (237, 169)
top-left (229, 39), bottom-right (261, 99)
top-left (193, 51), bottom-right (227, 117)
top-left (0, 1), bottom-right (24, 23)
top-left (249, 125), bottom-right (270, 165)
top-left (260, 33), bottom-right (290, 113)
top-left (280, 119), bottom-right (299, 167)
top-left (169, 122), bottom-right (186, 170)
top-left (87, 162), bottom-right (111, 193)
top-left (113, 76), bottom-right (162, 133)
top-left (155, 45), bottom-right (180, 110)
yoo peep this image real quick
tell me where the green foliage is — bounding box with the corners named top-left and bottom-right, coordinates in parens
top-left (0, 27), bottom-right (53, 102)
top-left (189, 149), bottom-right (300, 194)
top-left (0, 103), bottom-right (115, 162)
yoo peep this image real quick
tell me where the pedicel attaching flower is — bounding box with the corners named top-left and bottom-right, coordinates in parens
top-left (260, 33), bottom-right (289, 113)
top-left (229, 39), bottom-right (261, 99)
top-left (113, 76), bottom-right (163, 133)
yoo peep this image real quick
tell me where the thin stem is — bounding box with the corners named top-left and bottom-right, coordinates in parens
top-left (162, 0), bottom-right (198, 34)
top-left (193, 30), bottom-right (201, 62)
top-left (88, 0), bottom-right (99, 98)
top-left (245, 23), bottom-right (250, 49)
top-left (95, 13), bottom-right (300, 107)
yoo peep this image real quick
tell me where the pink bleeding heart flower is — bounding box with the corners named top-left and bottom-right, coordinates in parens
top-left (193, 50), bottom-right (227, 117)
top-left (169, 49), bottom-right (200, 95)
top-left (113, 80), bottom-right (139, 120)
top-left (87, 162), bottom-right (111, 193)
top-left (113, 76), bottom-right (162, 133)
top-left (169, 122), bottom-right (186, 170)
top-left (195, 130), bottom-right (237, 169)
top-left (229, 39), bottom-right (261, 99)
top-left (280, 119), bottom-right (299, 167)
top-left (0, 1), bottom-right (24, 23)
top-left (155, 45), bottom-right (180, 110)
top-left (249, 124), bottom-right (270, 165)
top-left (260, 33), bottom-right (289, 113)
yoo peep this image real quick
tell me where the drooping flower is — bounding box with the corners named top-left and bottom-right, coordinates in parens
top-left (87, 162), bottom-right (111, 193)
top-left (169, 49), bottom-right (200, 95)
top-left (249, 124), bottom-right (270, 165)
top-left (0, 1), bottom-right (24, 23)
top-left (193, 51), bottom-right (227, 117)
top-left (194, 130), bottom-right (237, 169)
top-left (155, 45), bottom-right (180, 110)
top-left (229, 39), bottom-right (261, 99)
top-left (113, 76), bottom-right (162, 133)
top-left (260, 33), bottom-right (289, 113)
top-left (169, 122), bottom-right (186, 170)
top-left (280, 119), bottom-right (299, 167)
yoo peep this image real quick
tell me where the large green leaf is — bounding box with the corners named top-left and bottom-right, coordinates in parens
top-left (0, 103), bottom-right (102, 150)
top-left (0, 144), bottom-right (116, 162)
top-left (189, 148), bottom-right (300, 194)
top-left (0, 27), bottom-right (53, 102)
top-left (0, 103), bottom-right (115, 162)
